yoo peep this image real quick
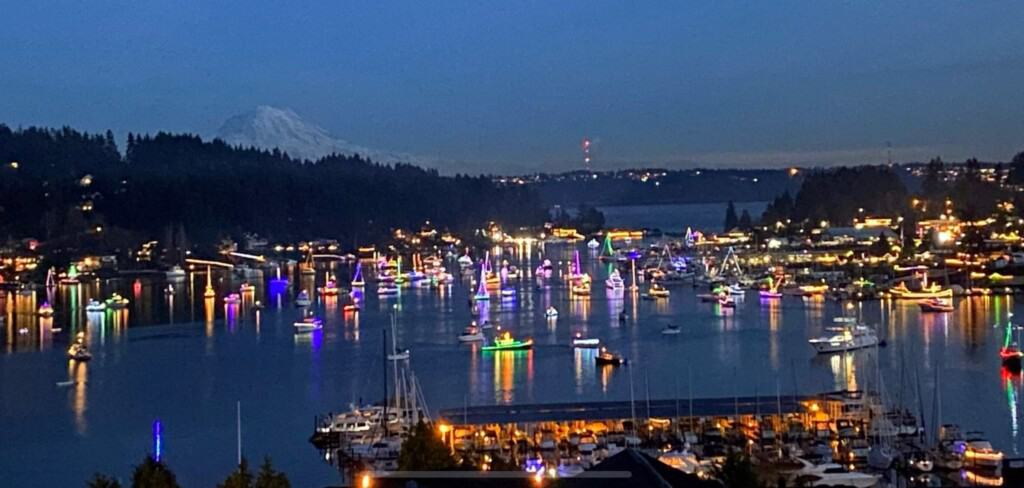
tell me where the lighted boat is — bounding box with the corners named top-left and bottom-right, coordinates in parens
top-left (164, 284), bottom-right (175, 295)
top-left (377, 282), bottom-right (399, 296)
top-left (571, 280), bottom-right (592, 295)
top-left (1000, 320), bottom-right (1022, 370)
top-left (295, 290), bottom-right (312, 307)
top-left (571, 332), bottom-right (600, 348)
top-left (38, 302), bottom-right (54, 317)
top-left (499, 287), bottom-right (516, 298)
top-left (888, 282), bottom-right (952, 299)
top-left (473, 262), bottom-right (490, 301)
top-left (799, 284), bottom-right (830, 297)
top-left (647, 282), bottom-right (670, 298)
top-left (59, 265), bottom-right (81, 285)
top-left (293, 313), bottom-right (323, 333)
top-left (808, 318), bottom-right (879, 353)
top-left (717, 296), bottom-right (736, 308)
top-left (457, 254), bottom-right (473, 268)
top-left (605, 270), bottom-right (625, 291)
top-left (586, 238), bottom-right (601, 250)
top-left (67, 333), bottom-right (92, 362)
top-left (759, 290), bottom-right (783, 299)
top-left (350, 263), bottom-right (365, 288)
top-left (545, 306), bottom-right (559, 318)
top-left (239, 282), bottom-right (255, 294)
top-left (963, 432), bottom-right (1004, 469)
top-left (105, 293), bottom-right (130, 310)
top-left (482, 331), bottom-right (533, 352)
top-left (203, 267), bottom-right (216, 299)
top-left (224, 293), bottom-right (241, 305)
top-left (300, 252), bottom-right (316, 276)
top-left (661, 323), bottom-right (681, 335)
top-left (319, 277), bottom-right (340, 296)
top-left (342, 304), bottom-right (360, 312)
top-left (165, 265), bottom-right (187, 280)
top-left (919, 298), bottom-right (954, 313)
top-left (595, 347), bottom-right (626, 366)
top-left (789, 459), bottom-right (880, 488)
top-left (727, 284), bottom-right (745, 296)
top-left (458, 324), bottom-right (485, 342)
top-left (85, 299), bottom-right (106, 312)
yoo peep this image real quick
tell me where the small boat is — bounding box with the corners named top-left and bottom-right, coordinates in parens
top-left (350, 263), bottom-right (366, 288)
top-left (759, 290), bottom-right (783, 299)
top-left (105, 293), bottom-right (130, 310)
top-left (545, 306), bottom-right (559, 318)
top-left (717, 296), bottom-right (735, 308)
top-left (254, 300), bottom-right (264, 310)
top-left (571, 332), bottom-right (600, 348)
top-left (500, 287), bottom-right (515, 298)
top-left (482, 331), bottom-right (533, 352)
top-left (605, 270), bottom-right (625, 291)
top-left (319, 277), bottom-right (341, 296)
top-left (808, 318), bottom-right (879, 353)
top-left (300, 252), bottom-right (316, 276)
top-left (387, 349), bottom-right (411, 361)
top-left (293, 313), bottom-right (323, 333)
top-left (164, 284), bottom-right (175, 295)
top-left (377, 282), bottom-right (399, 296)
top-left (586, 238), bottom-right (601, 250)
top-left (727, 284), bottom-right (745, 296)
top-left (1000, 321), bottom-right (1023, 370)
top-left (571, 281), bottom-right (592, 295)
top-left (85, 299), bottom-right (106, 312)
top-left (595, 347), bottom-right (626, 366)
top-left (38, 302), bottom-right (54, 317)
top-left (457, 254), bottom-right (474, 268)
top-left (647, 282), bottom-right (670, 298)
top-left (224, 293), bottom-right (241, 305)
top-left (239, 282), bottom-right (256, 294)
top-left (67, 332), bottom-right (91, 361)
top-left (963, 432), bottom-right (1004, 469)
top-left (458, 324), bottom-right (485, 342)
top-left (661, 323), bottom-right (681, 335)
top-left (790, 459), bottom-right (880, 488)
top-left (295, 290), bottom-right (312, 307)
top-left (343, 304), bottom-right (360, 312)
top-left (203, 266), bottom-right (216, 299)
top-left (919, 298), bottom-right (954, 313)
top-left (165, 265), bottom-right (187, 280)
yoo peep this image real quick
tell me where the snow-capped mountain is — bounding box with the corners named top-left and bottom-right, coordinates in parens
top-left (215, 106), bottom-right (434, 167)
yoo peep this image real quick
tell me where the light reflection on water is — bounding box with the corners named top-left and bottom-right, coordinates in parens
top-left (2, 244), bottom-right (1024, 486)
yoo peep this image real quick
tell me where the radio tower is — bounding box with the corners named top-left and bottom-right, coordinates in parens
top-left (582, 137), bottom-right (592, 171)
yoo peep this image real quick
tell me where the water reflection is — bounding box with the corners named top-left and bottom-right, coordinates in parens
top-left (67, 360), bottom-right (88, 435)
top-left (490, 349), bottom-right (533, 404)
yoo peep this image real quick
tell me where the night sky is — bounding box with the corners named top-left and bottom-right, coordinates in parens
top-left (3, 1), bottom-right (1024, 171)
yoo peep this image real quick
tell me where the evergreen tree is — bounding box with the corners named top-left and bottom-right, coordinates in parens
top-left (218, 457), bottom-right (254, 488)
top-left (723, 201), bottom-right (738, 231)
top-left (130, 455), bottom-right (180, 488)
top-left (397, 421), bottom-right (457, 471)
top-left (738, 209), bottom-right (752, 230)
top-left (254, 457), bottom-right (290, 488)
top-left (86, 473), bottom-right (122, 488)
top-left (1010, 151), bottom-right (1024, 185)
top-left (714, 452), bottom-right (760, 488)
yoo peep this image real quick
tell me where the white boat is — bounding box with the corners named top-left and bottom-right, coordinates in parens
top-left (67, 332), bottom-right (92, 361)
top-left (658, 450), bottom-right (707, 477)
top-left (808, 318), bottom-right (879, 354)
top-left (457, 254), bottom-right (473, 268)
top-left (295, 290), bottom-right (312, 307)
top-left (377, 282), bottom-right (399, 296)
top-left (790, 459), bottom-right (880, 487)
top-left (165, 265), bottom-right (187, 280)
top-left (572, 332), bottom-right (600, 348)
top-left (545, 306), bottom-right (559, 318)
top-left (605, 270), bottom-right (625, 291)
top-left (727, 284), bottom-right (745, 296)
top-left (293, 314), bottom-right (323, 333)
top-left (458, 324), bottom-right (485, 342)
top-left (106, 293), bottom-right (130, 310)
top-left (387, 349), bottom-right (410, 361)
top-left (85, 299), bottom-right (106, 312)
top-left (500, 287), bottom-right (515, 298)
top-left (586, 238), bottom-right (601, 250)
top-left (661, 323), bottom-right (681, 335)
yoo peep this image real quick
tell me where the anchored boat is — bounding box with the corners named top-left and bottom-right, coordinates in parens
top-left (482, 331), bottom-right (533, 352)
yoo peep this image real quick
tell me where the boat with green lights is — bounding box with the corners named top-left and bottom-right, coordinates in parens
top-left (481, 331), bottom-right (533, 352)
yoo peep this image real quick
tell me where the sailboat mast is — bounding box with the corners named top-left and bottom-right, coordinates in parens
top-left (382, 328), bottom-right (388, 433)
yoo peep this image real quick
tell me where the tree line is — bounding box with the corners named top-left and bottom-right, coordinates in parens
top-left (0, 124), bottom-right (548, 250)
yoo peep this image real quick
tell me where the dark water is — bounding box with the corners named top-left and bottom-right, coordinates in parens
top-left (598, 201), bottom-right (769, 232)
top-left (3, 225), bottom-right (1023, 487)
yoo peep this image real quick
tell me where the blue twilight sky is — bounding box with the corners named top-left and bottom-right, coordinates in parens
top-left (2, 1), bottom-right (1024, 172)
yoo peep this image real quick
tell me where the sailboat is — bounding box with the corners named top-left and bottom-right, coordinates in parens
top-left (473, 257), bottom-right (490, 302)
top-left (300, 250), bottom-right (316, 276)
top-left (387, 313), bottom-right (410, 361)
top-left (759, 275), bottom-right (783, 299)
top-left (351, 262), bottom-right (365, 288)
top-left (1000, 315), bottom-right (1022, 371)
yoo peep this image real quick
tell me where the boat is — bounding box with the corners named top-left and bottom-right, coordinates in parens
top-left (888, 281), bottom-right (952, 299)
top-left (571, 280), bottom-right (592, 295)
top-left (387, 349), bottom-right (411, 361)
top-left (224, 293), bottom-right (241, 305)
top-left (239, 282), bottom-right (255, 294)
top-left (727, 283), bottom-right (745, 296)
top-left (499, 287), bottom-right (515, 298)
top-left (789, 459), bottom-right (880, 487)
top-left (342, 304), bottom-right (360, 312)
top-left (963, 432), bottom-right (1004, 469)
top-left (37, 302), bottom-right (54, 317)
top-left (105, 293), bottom-right (130, 310)
top-left (808, 318), bottom-right (879, 353)
top-left (482, 331), bottom-right (533, 352)
top-left (350, 262), bottom-right (365, 288)
top-left (457, 254), bottom-right (473, 268)
top-left (586, 238), bottom-right (601, 250)
top-left (458, 324), bottom-right (485, 342)
top-left (85, 299), bottom-right (106, 312)
top-left (647, 282), bottom-right (670, 298)
top-left (203, 266), bottom-right (216, 299)
top-left (759, 290), bottom-right (783, 299)
top-left (919, 298), bottom-right (954, 313)
top-left (300, 251), bottom-right (316, 276)
top-left (164, 284), bottom-right (175, 295)
top-left (661, 323), bottom-right (681, 335)
top-left (377, 282), bottom-right (399, 296)
top-left (67, 333), bottom-right (92, 362)
top-left (386, 313), bottom-right (409, 361)
top-left (717, 295), bottom-right (736, 308)
top-left (293, 313), bottom-right (323, 333)
top-left (571, 332), bottom-right (600, 348)
top-left (473, 260), bottom-right (490, 301)
top-left (319, 276), bottom-right (341, 296)
top-left (165, 265), bottom-right (187, 280)
top-left (295, 290), bottom-right (312, 307)
top-left (605, 270), bottom-right (625, 291)
top-left (1000, 320), bottom-right (1023, 370)
top-left (545, 306), bottom-right (558, 318)
top-left (595, 347), bottom-right (626, 366)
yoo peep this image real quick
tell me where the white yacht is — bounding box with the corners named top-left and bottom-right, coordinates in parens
top-left (808, 318), bottom-right (879, 353)
top-left (85, 299), bottom-right (106, 312)
top-left (295, 290), bottom-right (312, 307)
top-left (605, 270), bottom-right (625, 291)
top-left (165, 265), bottom-right (187, 280)
top-left (790, 459), bottom-right (880, 487)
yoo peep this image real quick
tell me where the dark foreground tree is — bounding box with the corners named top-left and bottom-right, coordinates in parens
top-left (255, 457), bottom-right (291, 488)
top-left (86, 473), bottom-right (122, 488)
top-left (130, 455), bottom-right (180, 488)
top-left (724, 201), bottom-right (738, 231)
top-left (714, 452), bottom-right (760, 488)
top-left (218, 457), bottom-right (254, 488)
top-left (397, 420), bottom-right (457, 471)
